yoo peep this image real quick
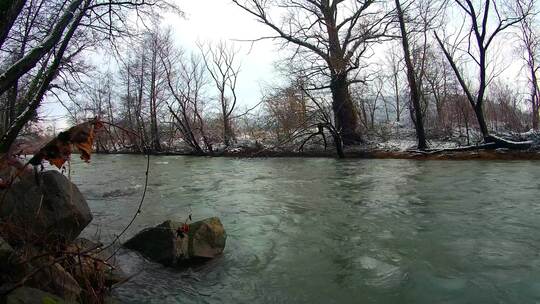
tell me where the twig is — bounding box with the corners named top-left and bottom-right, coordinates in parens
top-left (103, 148), bottom-right (150, 261)
top-left (0, 243), bottom-right (102, 296)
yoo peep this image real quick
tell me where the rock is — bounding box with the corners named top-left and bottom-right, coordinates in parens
top-left (103, 296), bottom-right (120, 304)
top-left (0, 170), bottom-right (92, 244)
top-left (189, 217), bottom-right (227, 259)
top-left (65, 238), bottom-right (128, 287)
top-left (71, 238), bottom-right (103, 251)
top-left (123, 220), bottom-right (184, 266)
top-left (0, 237), bottom-right (17, 284)
top-left (3, 287), bottom-right (73, 304)
top-left (103, 267), bottom-right (128, 286)
top-left (124, 217), bottom-right (226, 266)
top-left (30, 261), bottom-right (82, 302)
top-left (0, 237), bottom-right (14, 264)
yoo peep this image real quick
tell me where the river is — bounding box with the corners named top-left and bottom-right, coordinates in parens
top-left (69, 155), bottom-right (540, 304)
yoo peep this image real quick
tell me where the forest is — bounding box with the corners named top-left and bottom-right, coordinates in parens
top-left (1, 0), bottom-right (539, 159)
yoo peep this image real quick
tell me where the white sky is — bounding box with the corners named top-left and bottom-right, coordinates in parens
top-left (164, 0), bottom-right (279, 107)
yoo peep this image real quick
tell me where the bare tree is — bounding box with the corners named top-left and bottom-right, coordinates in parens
top-left (434, 0), bottom-right (532, 140)
top-left (353, 78), bottom-right (382, 131)
top-left (1, 0), bottom-right (49, 133)
top-left (199, 41), bottom-right (241, 147)
top-left (383, 45), bottom-right (407, 124)
top-left (232, 0), bottom-right (394, 144)
top-left (117, 58), bottom-right (146, 151)
top-left (0, 0), bottom-right (90, 153)
top-left (105, 27), bottom-right (172, 153)
top-left (0, 0), bottom-right (177, 153)
top-left (0, 0), bottom-right (27, 49)
top-left (76, 73), bottom-right (119, 152)
top-left (163, 43), bottom-right (213, 154)
top-left (146, 28), bottom-right (170, 152)
top-left (395, 0), bottom-right (428, 149)
top-left (0, 0), bottom-right (85, 96)
top-left (486, 80), bottom-right (527, 132)
top-left (264, 81), bottom-right (309, 141)
top-left (422, 47), bottom-right (456, 133)
top-left (515, 0), bottom-right (539, 130)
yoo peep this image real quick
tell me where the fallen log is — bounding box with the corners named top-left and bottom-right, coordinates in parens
top-left (484, 135), bottom-right (533, 150)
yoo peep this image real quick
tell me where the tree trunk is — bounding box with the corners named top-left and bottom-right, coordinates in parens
top-left (330, 73), bottom-right (362, 145)
top-left (5, 32), bottom-right (28, 132)
top-left (530, 64), bottom-right (539, 130)
top-left (0, 0), bottom-right (87, 153)
top-left (0, 0), bottom-right (84, 96)
top-left (395, 0), bottom-right (427, 150)
top-left (393, 73), bottom-right (401, 122)
top-left (334, 135), bottom-right (344, 159)
top-left (475, 103), bottom-right (489, 139)
top-left (149, 49), bottom-right (161, 153)
top-left (0, 0), bottom-right (26, 49)
top-left (5, 82), bottom-right (17, 131)
top-left (223, 115), bottom-right (232, 147)
top-left (149, 95), bottom-right (161, 152)
top-left (533, 100), bottom-right (539, 130)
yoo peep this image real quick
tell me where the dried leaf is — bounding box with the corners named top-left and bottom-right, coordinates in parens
top-left (70, 121), bottom-right (99, 163)
top-left (30, 119), bottom-right (103, 168)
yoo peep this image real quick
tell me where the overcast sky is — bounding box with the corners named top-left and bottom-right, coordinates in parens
top-left (163, 0), bottom-right (280, 107)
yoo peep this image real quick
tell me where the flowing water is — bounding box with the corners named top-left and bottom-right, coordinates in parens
top-left (70, 155), bottom-right (540, 304)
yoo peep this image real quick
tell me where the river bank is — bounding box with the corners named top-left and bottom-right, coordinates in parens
top-left (95, 148), bottom-right (540, 161)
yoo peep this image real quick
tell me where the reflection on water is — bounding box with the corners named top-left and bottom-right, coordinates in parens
top-left (70, 155), bottom-right (540, 304)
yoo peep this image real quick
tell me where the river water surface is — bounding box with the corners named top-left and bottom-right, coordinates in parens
top-left (70, 155), bottom-right (540, 304)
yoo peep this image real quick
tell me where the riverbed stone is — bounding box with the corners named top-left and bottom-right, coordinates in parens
top-left (124, 217), bottom-right (226, 266)
top-left (0, 170), bottom-right (92, 243)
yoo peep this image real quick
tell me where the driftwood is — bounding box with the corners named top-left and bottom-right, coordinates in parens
top-left (484, 135), bottom-right (533, 150)
top-left (407, 135), bottom-right (533, 155)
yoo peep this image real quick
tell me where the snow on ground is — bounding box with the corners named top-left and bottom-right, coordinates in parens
top-left (374, 139), bottom-right (417, 151)
top-left (371, 139), bottom-right (459, 152)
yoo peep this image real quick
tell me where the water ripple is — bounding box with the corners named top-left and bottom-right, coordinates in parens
top-left (67, 156), bottom-right (540, 304)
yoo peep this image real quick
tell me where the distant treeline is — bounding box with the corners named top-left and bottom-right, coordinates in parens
top-left (0, 0), bottom-right (538, 157)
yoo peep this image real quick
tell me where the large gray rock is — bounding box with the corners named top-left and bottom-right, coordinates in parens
top-left (29, 259), bottom-right (82, 302)
top-left (124, 217), bottom-right (226, 266)
top-left (0, 170), bottom-right (92, 243)
top-left (3, 287), bottom-right (74, 304)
